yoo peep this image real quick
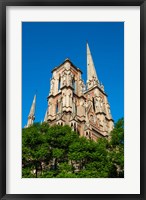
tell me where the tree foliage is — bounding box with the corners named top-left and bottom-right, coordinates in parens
top-left (22, 118), bottom-right (124, 178)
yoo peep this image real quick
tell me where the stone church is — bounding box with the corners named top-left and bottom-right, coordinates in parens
top-left (26, 43), bottom-right (114, 141)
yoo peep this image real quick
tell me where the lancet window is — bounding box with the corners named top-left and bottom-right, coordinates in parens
top-left (72, 78), bottom-right (76, 92)
top-left (56, 101), bottom-right (59, 114)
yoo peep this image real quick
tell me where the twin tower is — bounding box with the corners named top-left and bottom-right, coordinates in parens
top-left (26, 43), bottom-right (114, 141)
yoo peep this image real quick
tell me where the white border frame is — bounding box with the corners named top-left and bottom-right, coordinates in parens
top-left (6, 6), bottom-right (140, 194)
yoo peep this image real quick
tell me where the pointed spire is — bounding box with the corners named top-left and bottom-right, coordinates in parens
top-left (27, 94), bottom-right (36, 127)
top-left (87, 43), bottom-right (99, 88)
top-left (28, 95), bottom-right (36, 117)
top-left (44, 109), bottom-right (48, 122)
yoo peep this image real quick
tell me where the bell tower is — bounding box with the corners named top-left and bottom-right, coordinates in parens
top-left (44, 43), bottom-right (114, 140)
top-left (46, 58), bottom-right (86, 135)
top-left (84, 43), bottom-right (114, 140)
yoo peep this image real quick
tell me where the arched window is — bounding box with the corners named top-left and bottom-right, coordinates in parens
top-left (56, 101), bottom-right (59, 114)
top-left (72, 78), bottom-right (76, 92)
top-left (92, 97), bottom-right (95, 111)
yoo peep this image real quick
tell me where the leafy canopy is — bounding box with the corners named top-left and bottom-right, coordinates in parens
top-left (22, 118), bottom-right (124, 178)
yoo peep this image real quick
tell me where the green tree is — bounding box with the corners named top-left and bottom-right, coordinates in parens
top-left (22, 119), bottom-right (124, 178)
top-left (22, 123), bottom-right (51, 177)
top-left (108, 118), bottom-right (124, 177)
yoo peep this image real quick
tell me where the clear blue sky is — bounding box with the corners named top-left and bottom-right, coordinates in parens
top-left (22, 22), bottom-right (124, 127)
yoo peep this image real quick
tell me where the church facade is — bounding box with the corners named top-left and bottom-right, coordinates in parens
top-left (26, 43), bottom-right (114, 141)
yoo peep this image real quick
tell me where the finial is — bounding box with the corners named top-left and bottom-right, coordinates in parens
top-left (65, 58), bottom-right (70, 61)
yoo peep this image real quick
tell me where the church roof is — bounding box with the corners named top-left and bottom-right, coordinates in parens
top-left (51, 58), bottom-right (82, 74)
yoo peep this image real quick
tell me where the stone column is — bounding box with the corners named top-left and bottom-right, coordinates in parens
top-left (72, 98), bottom-right (76, 114)
top-left (94, 97), bottom-right (100, 113)
top-left (62, 73), bottom-right (67, 87)
top-left (69, 93), bottom-right (72, 108)
top-left (66, 93), bottom-right (69, 107)
top-left (62, 93), bottom-right (66, 107)
top-left (50, 78), bottom-right (55, 95)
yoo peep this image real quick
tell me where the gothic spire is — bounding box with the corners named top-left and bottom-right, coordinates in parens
top-left (28, 94), bottom-right (36, 117)
top-left (27, 94), bottom-right (36, 127)
top-left (44, 109), bottom-right (48, 122)
top-left (87, 42), bottom-right (99, 84)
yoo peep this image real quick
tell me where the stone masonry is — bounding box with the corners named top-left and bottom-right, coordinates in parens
top-left (26, 43), bottom-right (114, 141)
